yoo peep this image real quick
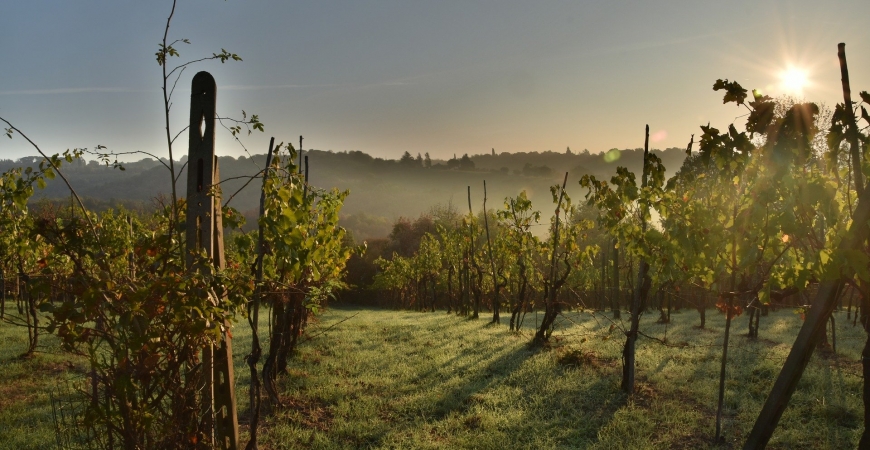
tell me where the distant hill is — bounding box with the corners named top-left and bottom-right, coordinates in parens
top-left (1, 147), bottom-right (686, 241)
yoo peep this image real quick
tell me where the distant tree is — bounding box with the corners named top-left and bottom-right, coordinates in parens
top-left (492, 148), bottom-right (496, 156)
top-left (400, 151), bottom-right (415, 166)
top-left (415, 152), bottom-right (423, 166)
top-left (566, 146), bottom-right (572, 155)
top-left (388, 215), bottom-right (435, 257)
top-left (348, 150), bottom-right (374, 163)
top-left (344, 238), bottom-right (390, 288)
top-left (428, 202), bottom-right (461, 229)
top-left (446, 155), bottom-right (459, 169)
top-left (459, 153), bottom-right (475, 170)
top-left (424, 152), bottom-right (432, 168)
top-left (522, 163), bottom-right (553, 177)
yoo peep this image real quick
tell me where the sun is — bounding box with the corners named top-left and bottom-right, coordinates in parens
top-left (779, 67), bottom-right (808, 95)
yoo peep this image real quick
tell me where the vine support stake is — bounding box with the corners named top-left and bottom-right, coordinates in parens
top-left (622, 125), bottom-right (651, 394)
top-left (185, 71), bottom-right (239, 450)
top-left (298, 135), bottom-right (304, 174)
top-left (838, 43), bottom-right (863, 198)
top-left (246, 136), bottom-right (274, 450)
top-left (483, 180), bottom-right (500, 324)
top-left (612, 238), bottom-right (620, 319)
top-left (1, 269), bottom-right (5, 320)
top-left (467, 186), bottom-right (479, 319)
top-left (744, 189), bottom-right (870, 447)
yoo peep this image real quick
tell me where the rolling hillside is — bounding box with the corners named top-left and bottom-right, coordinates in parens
top-left (1, 147), bottom-right (686, 241)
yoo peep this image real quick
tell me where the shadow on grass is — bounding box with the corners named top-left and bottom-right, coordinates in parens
top-left (427, 344), bottom-right (537, 420)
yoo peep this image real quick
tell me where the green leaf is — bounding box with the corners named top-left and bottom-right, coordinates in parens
top-left (713, 79), bottom-right (748, 105)
top-left (844, 249), bottom-right (870, 282)
top-left (819, 249), bottom-right (831, 266)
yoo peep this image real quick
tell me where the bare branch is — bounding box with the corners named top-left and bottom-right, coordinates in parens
top-left (165, 55), bottom-right (224, 80)
top-left (80, 147), bottom-right (171, 172)
top-left (173, 160), bottom-right (189, 185)
top-left (167, 65), bottom-right (186, 105)
top-left (170, 125), bottom-right (190, 146)
top-left (0, 117), bottom-right (105, 254)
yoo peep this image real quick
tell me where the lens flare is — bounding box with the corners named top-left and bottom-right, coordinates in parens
top-left (603, 148), bottom-right (620, 163)
top-left (779, 67), bottom-right (807, 94)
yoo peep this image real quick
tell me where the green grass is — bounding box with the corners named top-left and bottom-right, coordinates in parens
top-left (1, 306), bottom-right (865, 449)
top-left (261, 307), bottom-right (864, 449)
top-left (0, 312), bottom-right (87, 449)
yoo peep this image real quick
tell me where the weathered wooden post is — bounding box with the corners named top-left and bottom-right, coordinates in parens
top-left (1, 269), bottom-right (5, 320)
top-left (127, 215), bottom-right (135, 279)
top-left (185, 71), bottom-right (239, 449)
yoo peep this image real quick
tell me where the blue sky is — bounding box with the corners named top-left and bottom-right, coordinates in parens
top-left (2, 0), bottom-right (868, 162)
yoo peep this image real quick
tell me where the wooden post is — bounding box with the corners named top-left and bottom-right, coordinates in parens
top-left (127, 215), bottom-right (135, 279)
top-left (1, 268), bottom-right (5, 320)
top-left (298, 135), bottom-right (304, 174)
top-left (15, 271), bottom-right (21, 315)
top-left (467, 186), bottom-right (479, 319)
top-left (716, 220), bottom-right (739, 442)
top-left (744, 188), bottom-right (870, 447)
top-left (622, 125), bottom-right (651, 394)
top-left (483, 180), bottom-right (500, 324)
top-left (838, 43), bottom-right (863, 198)
top-left (246, 137), bottom-right (274, 450)
top-left (612, 238), bottom-right (620, 319)
top-left (185, 71), bottom-right (239, 450)
top-left (303, 155), bottom-right (309, 199)
top-left (600, 247), bottom-right (607, 311)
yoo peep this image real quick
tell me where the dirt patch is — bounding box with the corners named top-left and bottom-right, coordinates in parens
top-left (0, 382), bottom-right (33, 408)
top-left (34, 359), bottom-right (84, 375)
top-left (818, 403), bottom-right (861, 429)
top-left (278, 394), bottom-right (333, 432)
top-left (812, 350), bottom-right (863, 381)
top-left (0, 358), bottom-right (83, 409)
top-left (464, 414), bottom-right (482, 430)
top-left (377, 408), bottom-right (398, 424)
top-left (286, 368), bottom-right (310, 379)
top-left (462, 393), bottom-right (486, 407)
top-left (669, 432), bottom-right (721, 450)
top-left (554, 346), bottom-right (618, 370)
top-left (738, 335), bottom-right (780, 347)
top-left (428, 425), bottom-right (449, 443)
top-left (631, 377), bottom-right (722, 449)
top-left (628, 379), bottom-right (659, 410)
top-left (815, 343), bottom-right (857, 364)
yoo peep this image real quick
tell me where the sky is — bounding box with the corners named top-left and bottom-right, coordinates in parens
top-left (2, 0), bottom-right (869, 163)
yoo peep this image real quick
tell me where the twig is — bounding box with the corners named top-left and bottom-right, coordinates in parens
top-left (0, 118), bottom-right (103, 250)
top-left (221, 171), bottom-right (265, 208)
top-left (303, 312), bottom-right (359, 342)
top-left (80, 147), bottom-right (172, 172)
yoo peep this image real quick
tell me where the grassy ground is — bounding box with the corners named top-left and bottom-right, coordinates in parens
top-left (0, 311), bottom-right (264, 450)
top-left (0, 306), bottom-right (865, 449)
top-left (261, 306), bottom-right (864, 449)
top-left (0, 314), bottom-right (81, 449)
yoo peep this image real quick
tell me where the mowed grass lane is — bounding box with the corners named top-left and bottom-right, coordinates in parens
top-left (0, 306), bottom-right (865, 449)
top-left (262, 306), bottom-right (864, 449)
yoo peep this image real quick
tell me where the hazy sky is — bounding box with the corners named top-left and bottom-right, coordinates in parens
top-left (2, 1), bottom-right (869, 162)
